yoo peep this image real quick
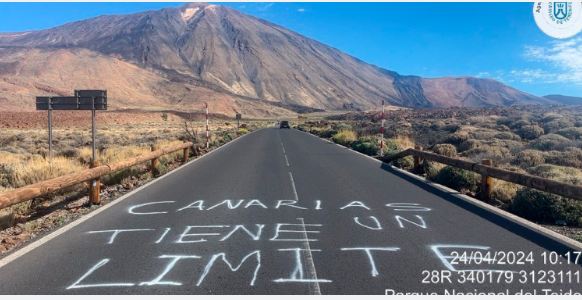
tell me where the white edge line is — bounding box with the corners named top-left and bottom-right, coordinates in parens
top-left (0, 127), bottom-right (269, 269)
top-left (298, 129), bottom-right (582, 251)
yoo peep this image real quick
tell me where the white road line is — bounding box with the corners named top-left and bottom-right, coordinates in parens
top-left (281, 142), bottom-right (286, 154)
top-left (298, 217), bottom-right (322, 295)
top-left (288, 172), bottom-right (299, 201)
top-left (284, 154), bottom-right (290, 167)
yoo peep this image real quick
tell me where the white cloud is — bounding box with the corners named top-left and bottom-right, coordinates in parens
top-left (256, 3), bottom-right (274, 12)
top-left (516, 37), bottom-right (582, 84)
top-left (297, 8), bottom-right (306, 13)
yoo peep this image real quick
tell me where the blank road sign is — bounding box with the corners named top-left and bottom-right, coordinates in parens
top-left (75, 90), bottom-right (107, 99)
top-left (36, 90), bottom-right (107, 111)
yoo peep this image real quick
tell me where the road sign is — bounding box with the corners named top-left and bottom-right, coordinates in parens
top-left (36, 90), bottom-right (107, 111)
top-left (35, 90), bottom-right (108, 173)
top-left (36, 96), bottom-right (107, 110)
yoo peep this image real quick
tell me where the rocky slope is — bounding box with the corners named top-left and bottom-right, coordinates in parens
top-left (0, 3), bottom-right (552, 116)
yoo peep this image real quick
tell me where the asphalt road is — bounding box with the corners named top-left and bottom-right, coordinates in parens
top-left (0, 128), bottom-right (581, 295)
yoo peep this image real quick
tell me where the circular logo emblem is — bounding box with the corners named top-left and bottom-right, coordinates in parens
top-left (533, 2), bottom-right (582, 39)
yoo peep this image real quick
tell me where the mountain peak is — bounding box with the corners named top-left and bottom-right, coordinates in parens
top-left (0, 3), bottom-right (551, 115)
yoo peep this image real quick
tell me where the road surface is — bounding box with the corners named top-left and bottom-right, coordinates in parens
top-left (0, 128), bottom-right (581, 295)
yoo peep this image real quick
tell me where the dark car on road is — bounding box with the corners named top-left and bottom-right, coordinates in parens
top-left (279, 120), bottom-right (290, 129)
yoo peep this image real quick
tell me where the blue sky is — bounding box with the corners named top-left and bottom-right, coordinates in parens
top-left (0, 2), bottom-right (581, 97)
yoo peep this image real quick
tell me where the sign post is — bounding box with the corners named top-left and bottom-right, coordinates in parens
top-left (36, 90), bottom-right (107, 205)
top-left (379, 99), bottom-right (385, 156)
top-left (205, 102), bottom-right (209, 149)
top-left (236, 113), bottom-right (242, 129)
top-left (48, 98), bottom-right (53, 162)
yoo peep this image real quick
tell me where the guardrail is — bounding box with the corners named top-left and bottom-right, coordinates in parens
top-left (0, 142), bottom-right (193, 210)
top-left (382, 146), bottom-right (582, 202)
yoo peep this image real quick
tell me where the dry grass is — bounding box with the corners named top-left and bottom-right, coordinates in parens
top-left (0, 152), bottom-right (84, 188)
top-left (332, 129), bottom-right (357, 146)
top-left (0, 115), bottom-right (267, 193)
top-left (393, 136), bottom-right (415, 150)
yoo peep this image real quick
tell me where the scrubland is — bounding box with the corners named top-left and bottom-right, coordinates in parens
top-left (297, 105), bottom-right (582, 239)
top-left (0, 111), bottom-right (265, 234)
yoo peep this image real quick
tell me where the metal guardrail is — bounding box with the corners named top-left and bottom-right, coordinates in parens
top-left (0, 142), bottom-right (193, 210)
top-left (382, 147), bottom-right (582, 202)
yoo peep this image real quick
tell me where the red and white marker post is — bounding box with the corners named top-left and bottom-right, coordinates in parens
top-left (205, 102), bottom-right (209, 149)
top-left (379, 99), bottom-right (385, 156)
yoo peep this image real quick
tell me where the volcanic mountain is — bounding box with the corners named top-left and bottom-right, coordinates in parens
top-left (0, 3), bottom-right (552, 116)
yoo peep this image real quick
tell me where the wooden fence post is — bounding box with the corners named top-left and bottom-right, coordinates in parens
top-left (151, 145), bottom-right (160, 177)
top-left (183, 146), bottom-right (190, 164)
top-left (89, 160), bottom-right (101, 205)
top-left (481, 159), bottom-right (493, 202)
top-left (413, 145), bottom-right (423, 169)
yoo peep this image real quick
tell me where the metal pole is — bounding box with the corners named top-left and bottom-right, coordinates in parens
top-left (91, 97), bottom-right (96, 164)
top-left (48, 97), bottom-right (53, 163)
top-left (379, 99), bottom-right (385, 156)
top-left (205, 102), bottom-right (209, 149)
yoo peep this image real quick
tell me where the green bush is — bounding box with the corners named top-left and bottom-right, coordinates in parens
top-left (517, 125), bottom-right (544, 140)
top-left (432, 144), bottom-right (457, 157)
top-left (509, 189), bottom-right (582, 226)
top-left (433, 166), bottom-right (480, 193)
top-left (422, 161), bottom-right (441, 180)
top-left (393, 156), bottom-right (414, 169)
top-left (222, 132), bottom-right (234, 142)
top-left (351, 136), bottom-right (379, 156)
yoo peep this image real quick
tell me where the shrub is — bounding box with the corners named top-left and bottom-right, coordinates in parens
top-left (351, 136), bottom-right (379, 156)
top-left (433, 166), bottom-right (480, 193)
top-left (393, 156), bottom-right (414, 169)
top-left (491, 179), bottom-right (519, 205)
top-left (543, 119), bottom-right (574, 133)
top-left (432, 144), bottom-right (457, 157)
top-left (443, 132), bottom-right (469, 145)
top-left (494, 132), bottom-right (520, 140)
top-left (509, 119), bottom-right (531, 129)
top-left (332, 130), bottom-right (357, 146)
top-left (237, 128), bottom-right (249, 135)
top-left (458, 139), bottom-right (482, 152)
top-left (509, 189), bottom-right (582, 226)
top-left (556, 127), bottom-right (582, 140)
top-left (513, 149), bottom-right (545, 168)
top-left (441, 124), bottom-right (461, 133)
top-left (463, 145), bottom-right (511, 162)
top-left (527, 164), bottom-right (582, 185)
top-left (517, 125), bottom-right (544, 140)
top-left (422, 161), bottom-right (443, 180)
top-left (528, 134), bottom-right (572, 151)
top-left (544, 148), bottom-right (582, 168)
